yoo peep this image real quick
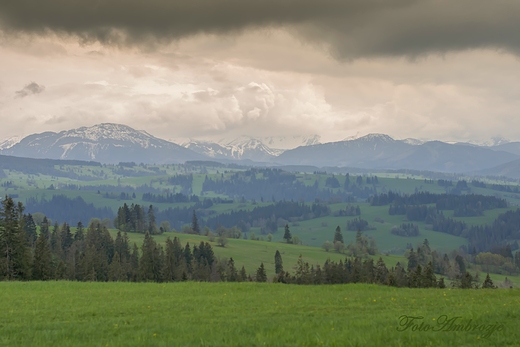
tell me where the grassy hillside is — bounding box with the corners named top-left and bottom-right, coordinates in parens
top-left (109, 230), bottom-right (520, 286)
top-left (1, 281), bottom-right (518, 346)
top-left (108, 230), bottom-right (407, 278)
top-left (3, 165), bottom-right (520, 273)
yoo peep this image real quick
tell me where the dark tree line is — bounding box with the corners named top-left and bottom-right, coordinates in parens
top-left (142, 192), bottom-right (200, 204)
top-left (1, 196), bottom-right (251, 282)
top-left (57, 183), bottom-right (164, 194)
top-left (371, 191), bottom-right (506, 216)
top-left (465, 209), bottom-right (520, 253)
top-left (202, 168), bottom-right (364, 202)
top-left (0, 196), bottom-right (505, 289)
top-left (167, 174), bottom-right (193, 193)
top-left (205, 201), bottom-right (330, 230)
top-left (275, 256), bottom-right (441, 288)
top-left (0, 154), bottom-right (101, 180)
top-left (470, 179), bottom-right (520, 194)
top-left (25, 195), bottom-right (114, 225)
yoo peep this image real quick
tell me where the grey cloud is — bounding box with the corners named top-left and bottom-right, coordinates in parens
top-left (15, 82), bottom-right (45, 98)
top-left (1, 0), bottom-right (520, 59)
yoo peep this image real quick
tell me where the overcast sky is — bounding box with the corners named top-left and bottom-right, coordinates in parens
top-left (1, 0), bottom-right (520, 144)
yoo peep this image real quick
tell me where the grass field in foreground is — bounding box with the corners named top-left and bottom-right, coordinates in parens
top-left (0, 282), bottom-right (518, 347)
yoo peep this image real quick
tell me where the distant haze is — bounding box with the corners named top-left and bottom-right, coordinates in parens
top-left (1, 1), bottom-right (520, 143)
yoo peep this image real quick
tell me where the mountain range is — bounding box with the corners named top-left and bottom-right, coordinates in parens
top-left (180, 135), bottom-right (320, 161)
top-left (2, 123), bottom-right (520, 177)
top-left (1, 123), bottom-right (205, 164)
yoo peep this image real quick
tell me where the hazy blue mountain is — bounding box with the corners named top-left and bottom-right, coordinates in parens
top-left (476, 158), bottom-right (520, 179)
top-left (2, 123), bottom-right (206, 164)
top-left (276, 134), bottom-right (518, 173)
top-left (3, 125), bottom-right (520, 174)
top-left (490, 142), bottom-right (520, 156)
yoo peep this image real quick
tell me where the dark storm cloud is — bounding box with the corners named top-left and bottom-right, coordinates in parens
top-left (1, 0), bottom-right (519, 59)
top-left (15, 82), bottom-right (45, 98)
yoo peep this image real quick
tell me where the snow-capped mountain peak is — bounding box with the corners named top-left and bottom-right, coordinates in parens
top-left (0, 136), bottom-right (22, 150)
top-left (401, 138), bottom-right (425, 146)
top-left (2, 123), bottom-right (203, 164)
top-left (180, 134), bottom-right (321, 161)
top-left (55, 123), bottom-right (159, 148)
top-left (356, 133), bottom-right (395, 142)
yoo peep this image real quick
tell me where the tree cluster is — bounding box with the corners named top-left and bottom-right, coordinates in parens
top-left (25, 195), bottom-right (114, 226)
top-left (391, 223), bottom-right (420, 237)
top-left (333, 204), bottom-right (361, 217)
top-left (115, 203), bottom-right (159, 235)
top-left (346, 217), bottom-right (373, 232)
top-left (1, 196), bottom-right (255, 283)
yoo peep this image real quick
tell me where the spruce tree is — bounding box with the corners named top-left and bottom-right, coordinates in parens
top-left (375, 257), bottom-right (389, 284)
top-left (32, 232), bottom-right (53, 280)
top-left (407, 248), bottom-right (419, 272)
top-left (60, 223), bottom-right (74, 256)
top-left (438, 277), bottom-right (446, 289)
top-left (147, 205), bottom-right (158, 235)
top-left (283, 224), bottom-right (292, 244)
top-left (40, 216), bottom-right (50, 240)
top-left (227, 257), bottom-right (238, 282)
top-left (421, 261), bottom-right (437, 288)
top-left (163, 237), bottom-right (177, 282)
top-left (409, 264), bottom-right (422, 288)
top-left (114, 230), bottom-right (131, 263)
top-left (172, 237), bottom-right (183, 264)
top-left (0, 196), bottom-right (31, 280)
top-left (191, 210), bottom-right (200, 234)
top-left (108, 251), bottom-right (125, 281)
top-left (482, 273), bottom-right (495, 289)
top-left (50, 222), bottom-right (63, 259)
top-left (333, 226), bottom-right (344, 244)
top-left (129, 243), bottom-right (140, 281)
top-left (139, 232), bottom-right (164, 282)
top-left (256, 262), bottom-right (267, 282)
top-left (183, 242), bottom-right (193, 273)
top-left (23, 214), bottom-right (37, 247)
top-left (239, 266), bottom-right (248, 282)
top-left (460, 271), bottom-right (473, 289)
top-left (75, 221), bottom-right (85, 242)
top-left (274, 250), bottom-right (283, 274)
top-left (455, 255), bottom-right (466, 276)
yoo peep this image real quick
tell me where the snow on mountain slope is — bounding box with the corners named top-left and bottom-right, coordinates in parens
top-left (0, 136), bottom-right (22, 150)
top-left (2, 123), bottom-right (205, 164)
top-left (180, 134), bottom-right (321, 161)
top-left (183, 136), bottom-right (281, 161)
top-left (401, 138), bottom-right (425, 146)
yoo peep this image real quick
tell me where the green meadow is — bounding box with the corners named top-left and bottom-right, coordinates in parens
top-left (105, 230), bottom-right (520, 286)
top-left (0, 282), bottom-right (518, 347)
top-left (107, 230), bottom-right (408, 278)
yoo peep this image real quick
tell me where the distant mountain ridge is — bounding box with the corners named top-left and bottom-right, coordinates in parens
top-left (2, 124), bottom-right (520, 176)
top-left (276, 134), bottom-right (519, 173)
top-left (1, 123), bottom-right (205, 164)
top-left (183, 137), bottom-right (283, 161)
